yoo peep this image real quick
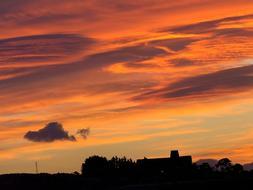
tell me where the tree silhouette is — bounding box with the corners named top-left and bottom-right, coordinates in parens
top-left (232, 163), bottom-right (243, 174)
top-left (81, 155), bottom-right (108, 177)
top-left (109, 156), bottom-right (134, 169)
top-left (79, 154), bottom-right (249, 185)
top-left (108, 156), bottom-right (135, 176)
top-left (82, 155), bottom-right (136, 177)
top-left (199, 163), bottom-right (213, 172)
top-left (216, 158), bottom-right (232, 172)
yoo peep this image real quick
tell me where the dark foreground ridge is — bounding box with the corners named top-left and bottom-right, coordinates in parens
top-left (1, 150), bottom-right (253, 190)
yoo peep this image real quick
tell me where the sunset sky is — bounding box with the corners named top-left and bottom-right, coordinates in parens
top-left (1, 0), bottom-right (253, 174)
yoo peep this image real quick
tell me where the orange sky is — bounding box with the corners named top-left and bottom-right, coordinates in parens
top-left (1, 0), bottom-right (253, 173)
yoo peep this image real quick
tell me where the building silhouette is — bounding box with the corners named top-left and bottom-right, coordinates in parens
top-left (136, 150), bottom-right (192, 176)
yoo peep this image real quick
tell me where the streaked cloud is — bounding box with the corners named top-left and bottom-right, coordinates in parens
top-left (134, 65), bottom-right (253, 100)
top-left (0, 33), bottom-right (95, 68)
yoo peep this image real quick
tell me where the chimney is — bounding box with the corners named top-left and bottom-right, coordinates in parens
top-left (170, 150), bottom-right (179, 159)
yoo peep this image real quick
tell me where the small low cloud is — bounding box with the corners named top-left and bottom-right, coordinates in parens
top-left (24, 122), bottom-right (76, 142)
top-left (76, 128), bottom-right (90, 139)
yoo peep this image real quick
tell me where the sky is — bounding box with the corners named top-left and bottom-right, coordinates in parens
top-left (1, 0), bottom-right (253, 173)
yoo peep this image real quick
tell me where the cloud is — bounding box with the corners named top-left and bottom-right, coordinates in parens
top-left (0, 42), bottom-right (165, 101)
top-left (134, 64), bottom-right (253, 100)
top-left (170, 58), bottom-right (195, 67)
top-left (166, 65), bottom-right (253, 98)
top-left (1, 12), bottom-right (253, 114)
top-left (167, 14), bottom-right (253, 34)
top-left (24, 122), bottom-right (76, 142)
top-left (0, 33), bottom-right (95, 67)
top-left (76, 128), bottom-right (90, 139)
top-left (0, 40), bottom-right (164, 82)
top-left (150, 37), bottom-right (197, 52)
top-left (82, 44), bottom-right (167, 70)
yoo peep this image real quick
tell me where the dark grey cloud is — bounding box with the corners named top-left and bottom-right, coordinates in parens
top-left (170, 19), bottom-right (219, 34)
top-left (0, 1), bottom-right (103, 28)
top-left (134, 65), bottom-right (253, 100)
top-left (85, 80), bottom-right (157, 94)
top-left (17, 13), bottom-right (81, 26)
top-left (0, 67), bottom-right (31, 78)
top-left (0, 0), bottom-right (34, 15)
top-left (150, 38), bottom-right (197, 51)
top-left (166, 65), bottom-right (253, 98)
top-left (0, 42), bottom-right (165, 94)
top-left (90, 1), bottom-right (143, 12)
top-left (76, 128), bottom-right (90, 139)
top-left (0, 33), bottom-right (95, 65)
top-left (213, 28), bottom-right (253, 38)
top-left (124, 62), bottom-right (157, 69)
top-left (170, 58), bottom-right (195, 67)
top-left (167, 14), bottom-right (253, 34)
top-left (83, 44), bottom-right (166, 68)
top-left (24, 122), bottom-right (76, 142)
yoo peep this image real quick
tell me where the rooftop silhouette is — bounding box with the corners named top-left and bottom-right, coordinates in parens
top-left (136, 150), bottom-right (192, 176)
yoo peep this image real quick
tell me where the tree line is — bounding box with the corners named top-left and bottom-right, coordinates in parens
top-left (81, 155), bottom-right (247, 181)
